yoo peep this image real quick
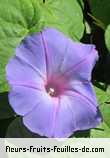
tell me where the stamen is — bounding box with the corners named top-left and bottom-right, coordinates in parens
top-left (48, 88), bottom-right (55, 96)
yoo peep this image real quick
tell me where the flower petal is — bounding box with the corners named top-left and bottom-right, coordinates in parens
top-left (41, 28), bottom-right (98, 81)
top-left (54, 93), bottom-right (102, 138)
top-left (53, 96), bottom-right (76, 138)
top-left (58, 45), bottom-right (98, 82)
top-left (6, 55), bottom-right (44, 86)
top-left (16, 32), bottom-right (47, 80)
top-left (23, 97), bottom-right (58, 137)
top-left (9, 86), bottom-right (45, 116)
top-left (40, 28), bottom-right (68, 77)
top-left (67, 81), bottom-right (98, 108)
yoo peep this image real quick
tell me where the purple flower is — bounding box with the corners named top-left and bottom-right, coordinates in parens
top-left (6, 28), bottom-right (102, 138)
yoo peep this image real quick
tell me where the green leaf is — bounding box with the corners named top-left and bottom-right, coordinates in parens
top-left (98, 86), bottom-right (110, 129)
top-left (0, 0), bottom-right (84, 93)
top-left (77, 0), bottom-right (84, 9)
top-left (90, 0), bottom-right (110, 28)
top-left (90, 86), bottom-right (110, 137)
top-left (105, 24), bottom-right (110, 52)
top-left (91, 122), bottom-right (110, 138)
top-left (38, 0), bottom-right (84, 41)
top-left (95, 88), bottom-right (110, 128)
top-left (0, 0), bottom-right (42, 92)
top-left (85, 21), bottom-right (91, 34)
top-left (6, 117), bottom-right (45, 138)
top-left (0, 117), bottom-right (14, 137)
top-left (0, 92), bottom-right (15, 119)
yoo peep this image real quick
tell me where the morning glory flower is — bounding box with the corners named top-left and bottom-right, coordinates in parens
top-left (6, 28), bottom-right (102, 138)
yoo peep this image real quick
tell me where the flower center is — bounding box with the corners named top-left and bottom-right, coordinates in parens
top-left (45, 76), bottom-right (67, 97)
top-left (45, 83), bottom-right (60, 97)
top-left (47, 87), bottom-right (55, 96)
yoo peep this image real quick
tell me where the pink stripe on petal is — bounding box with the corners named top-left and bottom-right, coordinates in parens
top-left (9, 81), bottom-right (44, 91)
top-left (50, 97), bottom-right (60, 137)
top-left (56, 48), bottom-right (98, 80)
top-left (65, 90), bottom-right (97, 113)
top-left (65, 50), bottom-right (93, 73)
top-left (41, 32), bottom-right (52, 80)
top-left (16, 55), bottom-right (46, 81)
